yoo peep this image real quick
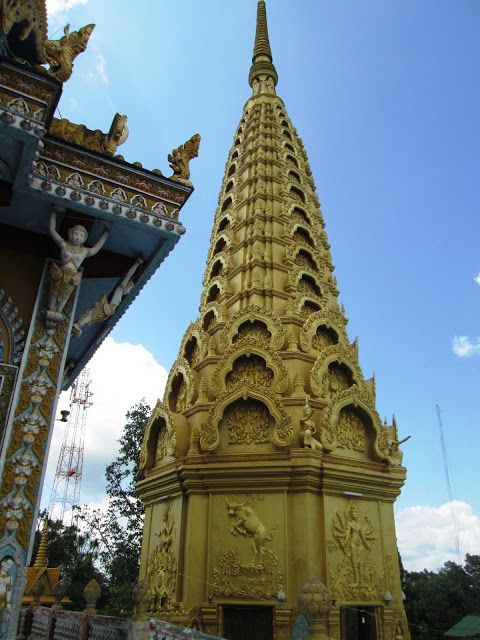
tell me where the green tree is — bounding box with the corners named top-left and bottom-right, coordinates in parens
top-left (404, 555), bottom-right (480, 640)
top-left (31, 514), bottom-right (104, 610)
top-left (80, 399), bottom-right (150, 615)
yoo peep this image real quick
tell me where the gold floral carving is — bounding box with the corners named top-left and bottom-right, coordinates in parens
top-left (145, 501), bottom-right (177, 613)
top-left (212, 344), bottom-right (288, 395)
top-left (331, 503), bottom-right (381, 600)
top-left (139, 401), bottom-right (176, 474)
top-left (163, 357), bottom-right (195, 412)
top-left (336, 408), bottom-right (367, 452)
top-left (233, 320), bottom-right (271, 347)
top-left (220, 305), bottom-right (286, 351)
top-left (299, 310), bottom-right (347, 353)
top-left (213, 499), bottom-right (283, 599)
top-left (224, 398), bottom-right (274, 444)
top-left (226, 355), bottom-right (274, 392)
top-left (199, 388), bottom-right (293, 452)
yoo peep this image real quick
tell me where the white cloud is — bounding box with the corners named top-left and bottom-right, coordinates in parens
top-left (46, 0), bottom-right (88, 18)
top-left (396, 501), bottom-right (480, 571)
top-left (452, 336), bottom-right (480, 358)
top-left (475, 273), bottom-right (480, 286)
top-left (94, 53), bottom-right (109, 85)
top-left (43, 337), bottom-right (167, 510)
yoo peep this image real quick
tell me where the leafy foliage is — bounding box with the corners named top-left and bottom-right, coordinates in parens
top-left (78, 399), bottom-right (150, 615)
top-left (404, 554), bottom-right (480, 639)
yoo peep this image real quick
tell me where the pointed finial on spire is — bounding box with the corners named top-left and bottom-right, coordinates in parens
top-left (249, 1), bottom-right (278, 94)
top-left (34, 521), bottom-right (49, 568)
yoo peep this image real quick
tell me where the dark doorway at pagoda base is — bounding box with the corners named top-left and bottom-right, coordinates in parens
top-left (222, 605), bottom-right (274, 640)
top-left (341, 606), bottom-right (377, 640)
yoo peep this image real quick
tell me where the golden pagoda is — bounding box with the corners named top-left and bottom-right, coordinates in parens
top-left (137, 3), bottom-right (409, 639)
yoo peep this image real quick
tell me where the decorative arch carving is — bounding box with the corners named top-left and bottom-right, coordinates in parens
top-left (223, 176), bottom-right (236, 195)
top-left (164, 357), bottom-right (195, 412)
top-left (200, 276), bottom-right (226, 310)
top-left (287, 203), bottom-right (311, 226)
top-left (0, 288), bottom-right (25, 365)
top-left (220, 194), bottom-right (234, 214)
top-left (293, 247), bottom-right (318, 271)
top-left (318, 388), bottom-right (396, 463)
top-left (289, 186), bottom-right (306, 204)
top-left (310, 343), bottom-right (364, 398)
top-left (179, 321), bottom-right (207, 368)
top-left (199, 387), bottom-right (293, 452)
top-left (211, 232), bottom-right (231, 258)
top-left (217, 213), bottom-right (233, 233)
top-left (139, 400), bottom-right (176, 474)
top-left (285, 154), bottom-right (298, 168)
top-left (206, 255), bottom-right (228, 283)
top-left (299, 310), bottom-right (347, 353)
top-left (220, 305), bottom-right (286, 352)
top-left (212, 343), bottom-right (288, 396)
top-left (297, 297), bottom-right (322, 320)
top-left (289, 266), bottom-right (322, 299)
top-left (286, 220), bottom-right (317, 249)
top-left (201, 304), bottom-right (221, 332)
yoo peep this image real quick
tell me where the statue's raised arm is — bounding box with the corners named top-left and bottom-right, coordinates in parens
top-left (86, 221), bottom-right (111, 258)
top-left (49, 210), bottom-right (65, 247)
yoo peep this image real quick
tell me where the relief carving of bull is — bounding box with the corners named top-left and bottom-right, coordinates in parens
top-left (225, 499), bottom-right (274, 556)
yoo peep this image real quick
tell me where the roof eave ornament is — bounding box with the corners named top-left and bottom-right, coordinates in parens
top-left (0, 1), bottom-right (94, 83)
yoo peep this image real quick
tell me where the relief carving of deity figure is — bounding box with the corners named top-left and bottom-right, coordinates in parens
top-left (300, 397), bottom-right (322, 451)
top-left (47, 209), bottom-right (110, 324)
top-left (332, 504), bottom-right (376, 590)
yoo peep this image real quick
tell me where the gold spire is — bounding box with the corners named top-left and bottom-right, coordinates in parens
top-left (33, 521), bottom-right (48, 568)
top-left (249, 0), bottom-right (278, 91)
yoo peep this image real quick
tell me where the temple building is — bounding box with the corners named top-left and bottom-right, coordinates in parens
top-left (137, 2), bottom-right (409, 640)
top-left (0, 1), bottom-right (198, 636)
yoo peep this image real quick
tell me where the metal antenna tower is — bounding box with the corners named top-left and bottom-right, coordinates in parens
top-left (48, 368), bottom-right (93, 524)
top-left (436, 404), bottom-right (461, 560)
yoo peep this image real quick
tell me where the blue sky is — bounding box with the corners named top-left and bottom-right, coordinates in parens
top-left (45, 0), bottom-right (480, 569)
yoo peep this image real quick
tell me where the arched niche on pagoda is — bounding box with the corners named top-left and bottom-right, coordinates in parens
top-left (319, 390), bottom-right (397, 464)
top-left (201, 304), bottom-right (222, 333)
top-left (206, 255), bottom-right (228, 283)
top-left (287, 203), bottom-right (312, 227)
top-left (310, 344), bottom-right (364, 399)
top-left (164, 357), bottom-right (195, 414)
top-left (299, 310), bottom-right (347, 354)
top-left (289, 267), bottom-right (322, 300)
top-left (211, 344), bottom-right (288, 396)
top-left (179, 322), bottom-right (207, 369)
top-left (199, 387), bottom-right (293, 453)
top-left (220, 305), bottom-right (286, 352)
top-left (200, 276), bottom-right (227, 311)
top-left (139, 401), bottom-right (177, 474)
